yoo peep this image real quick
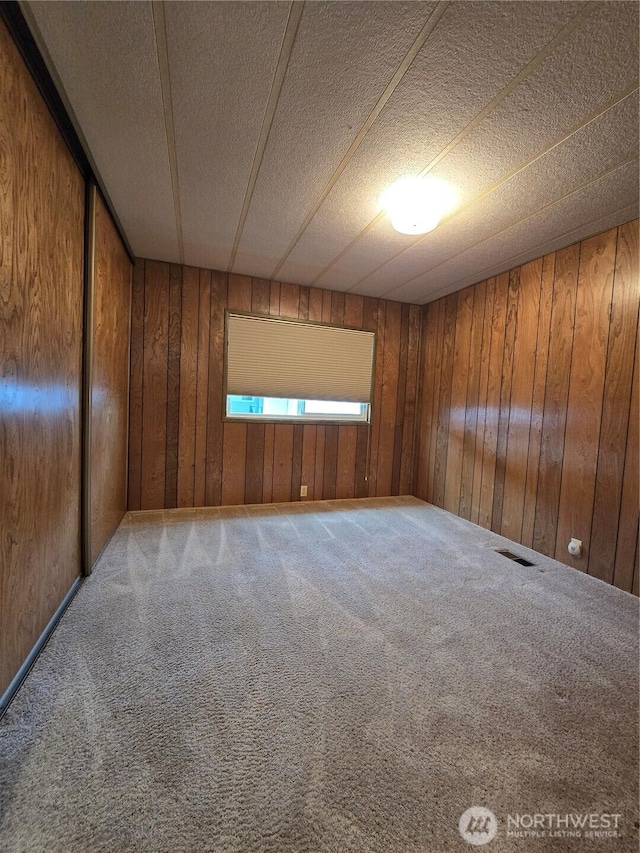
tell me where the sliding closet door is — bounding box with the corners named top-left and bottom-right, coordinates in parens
top-left (88, 189), bottom-right (133, 569)
top-left (0, 18), bottom-right (85, 695)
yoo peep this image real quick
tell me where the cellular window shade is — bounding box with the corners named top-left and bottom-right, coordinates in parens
top-left (226, 314), bottom-right (375, 403)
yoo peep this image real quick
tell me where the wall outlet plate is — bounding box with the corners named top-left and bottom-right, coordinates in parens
top-left (300, 485), bottom-right (308, 497)
top-left (568, 538), bottom-right (583, 557)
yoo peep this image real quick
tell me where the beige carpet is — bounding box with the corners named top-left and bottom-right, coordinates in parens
top-left (0, 497), bottom-right (638, 852)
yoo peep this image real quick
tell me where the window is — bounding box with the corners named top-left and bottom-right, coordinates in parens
top-left (225, 313), bottom-right (375, 424)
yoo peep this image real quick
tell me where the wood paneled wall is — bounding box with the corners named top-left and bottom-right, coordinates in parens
top-left (128, 263), bottom-right (421, 509)
top-left (89, 190), bottom-right (133, 567)
top-left (0, 19), bottom-right (85, 694)
top-left (416, 221), bottom-right (639, 593)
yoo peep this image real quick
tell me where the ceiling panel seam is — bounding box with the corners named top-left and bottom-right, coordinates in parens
top-left (268, 0), bottom-right (452, 280)
top-left (152, 0), bottom-right (184, 264)
top-left (421, 200), bottom-right (637, 305)
top-left (407, 156), bottom-right (636, 301)
top-left (309, 1), bottom-right (600, 288)
top-left (372, 84), bottom-right (639, 297)
top-left (228, 1), bottom-right (305, 273)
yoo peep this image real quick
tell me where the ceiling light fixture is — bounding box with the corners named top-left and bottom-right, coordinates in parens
top-left (380, 175), bottom-right (457, 235)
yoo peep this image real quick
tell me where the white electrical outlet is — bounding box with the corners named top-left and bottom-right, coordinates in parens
top-left (300, 485), bottom-right (308, 497)
top-left (568, 538), bottom-right (582, 558)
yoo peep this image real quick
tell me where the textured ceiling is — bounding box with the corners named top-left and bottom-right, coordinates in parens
top-left (23, 0), bottom-right (639, 303)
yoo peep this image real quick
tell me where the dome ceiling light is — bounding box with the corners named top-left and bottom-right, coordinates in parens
top-left (380, 175), bottom-right (457, 236)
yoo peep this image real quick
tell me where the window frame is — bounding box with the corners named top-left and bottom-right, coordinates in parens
top-left (222, 310), bottom-right (376, 426)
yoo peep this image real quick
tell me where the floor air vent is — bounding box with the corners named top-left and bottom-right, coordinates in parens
top-left (496, 549), bottom-right (535, 567)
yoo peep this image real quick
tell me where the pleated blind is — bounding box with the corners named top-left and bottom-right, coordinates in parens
top-left (226, 313), bottom-right (375, 403)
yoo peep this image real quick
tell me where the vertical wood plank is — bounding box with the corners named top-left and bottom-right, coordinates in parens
top-left (308, 287), bottom-right (323, 322)
top-left (321, 290), bottom-right (332, 323)
top-left (269, 282), bottom-right (281, 315)
top-left (444, 286), bottom-right (473, 513)
top-left (344, 294), bottom-right (365, 329)
top-left (555, 229), bottom-right (617, 568)
top-left (336, 425), bottom-right (357, 498)
top-left (291, 424), bottom-right (304, 501)
top-left (459, 282), bottom-right (486, 519)
top-left (193, 269), bottom-right (211, 507)
top-left (470, 278), bottom-right (495, 524)
top-left (204, 270), bottom-right (227, 506)
top-left (251, 278), bottom-right (271, 314)
top-left (478, 272), bottom-right (508, 528)
top-left (228, 273), bottom-right (252, 315)
top-left (280, 282), bottom-right (300, 319)
top-left (244, 423), bottom-right (265, 505)
top-left (613, 328), bottom-right (638, 592)
top-left (433, 294), bottom-right (457, 507)
top-left (272, 425), bottom-right (294, 502)
top-left (533, 243), bottom-right (580, 556)
top-left (263, 424), bottom-right (275, 503)
top-left (415, 304), bottom-right (435, 500)
top-left (141, 261), bottom-right (169, 509)
top-left (164, 264), bottom-right (182, 509)
top-left (368, 299), bottom-right (385, 496)
top-left (301, 425), bottom-right (317, 500)
top-left (323, 425), bottom-right (339, 499)
top-left (521, 255), bottom-right (554, 547)
top-left (377, 301), bottom-right (401, 496)
top-left (177, 267), bottom-right (199, 506)
top-left (128, 261), bottom-right (145, 510)
top-left (221, 273), bottom-right (252, 506)
top-left (330, 291), bottom-right (346, 326)
top-left (590, 221), bottom-right (639, 581)
top-left (427, 300), bottom-right (445, 504)
top-left (491, 268), bottom-right (519, 532)
top-left (221, 422), bottom-right (247, 505)
top-left (392, 304), bottom-right (410, 496)
top-left (299, 286), bottom-right (310, 321)
top-left (314, 426), bottom-right (326, 500)
top-left (501, 259), bottom-right (541, 541)
top-left (354, 425), bottom-right (370, 499)
top-left (399, 303), bottom-right (421, 495)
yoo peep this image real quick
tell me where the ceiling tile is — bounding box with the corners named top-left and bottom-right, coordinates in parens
top-left (164, 0), bottom-right (291, 271)
top-left (277, 0), bottom-right (586, 285)
top-left (231, 1), bottom-right (436, 279)
top-left (27, 0), bottom-right (179, 261)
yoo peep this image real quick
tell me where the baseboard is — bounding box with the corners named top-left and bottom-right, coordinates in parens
top-left (0, 576), bottom-right (84, 719)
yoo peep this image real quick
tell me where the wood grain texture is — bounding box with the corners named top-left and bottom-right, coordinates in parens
top-left (164, 264), bottom-right (182, 509)
top-left (532, 244), bottom-right (580, 556)
top-left (459, 284), bottom-right (485, 520)
top-left (491, 268), bottom-right (519, 533)
top-left (555, 229), bottom-right (617, 570)
top-left (128, 261), bottom-right (144, 510)
top-left (521, 256), bottom-right (554, 547)
top-left (444, 287), bottom-right (473, 514)
top-left (0, 18), bottom-right (85, 693)
top-left (130, 264), bottom-right (419, 511)
top-left (90, 191), bottom-right (133, 566)
top-left (501, 259), bottom-right (541, 542)
top-left (590, 221), bottom-right (639, 582)
top-left (415, 222), bottom-right (639, 593)
top-left (176, 267), bottom-right (199, 507)
top-left (141, 261), bottom-right (169, 509)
